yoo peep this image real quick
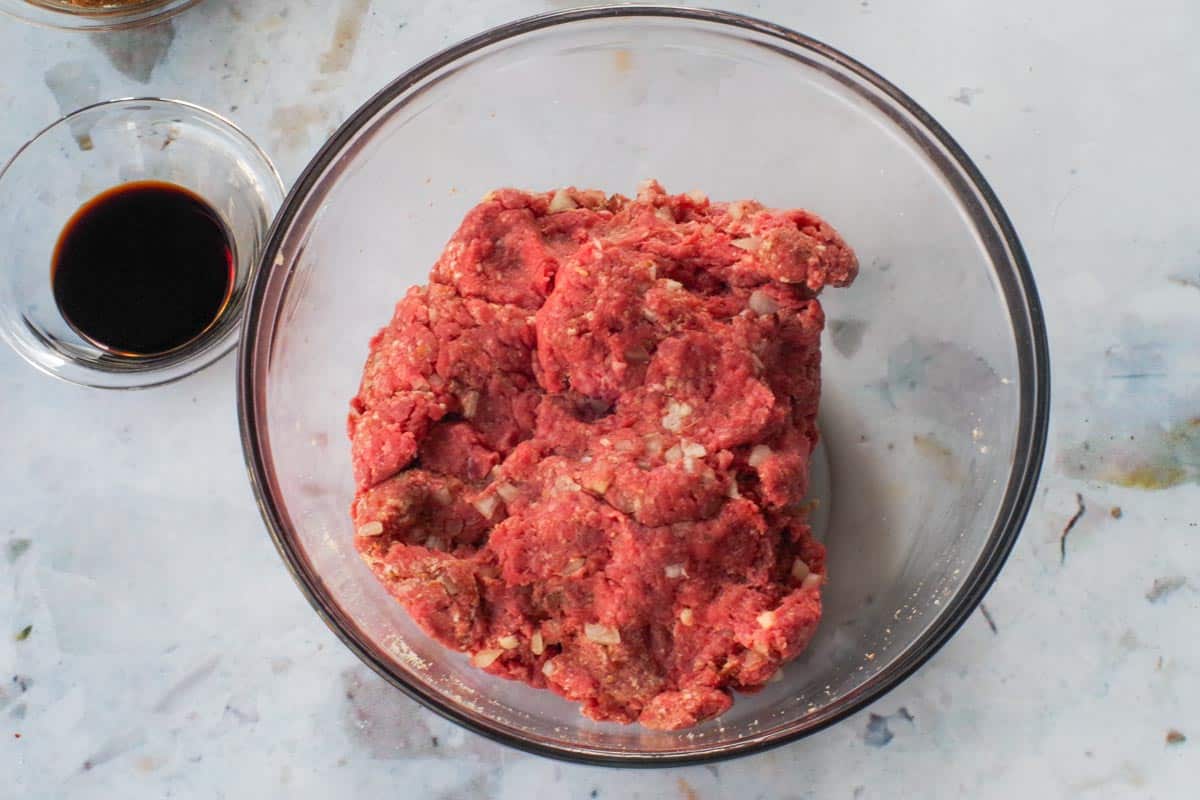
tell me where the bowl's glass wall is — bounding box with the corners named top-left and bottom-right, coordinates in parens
top-left (250, 15), bottom-right (1032, 759)
top-left (0, 100), bottom-right (283, 388)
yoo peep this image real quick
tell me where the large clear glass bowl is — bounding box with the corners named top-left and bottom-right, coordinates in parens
top-left (238, 6), bottom-right (1049, 765)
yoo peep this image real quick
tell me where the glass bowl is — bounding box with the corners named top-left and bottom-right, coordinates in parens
top-left (238, 6), bottom-right (1049, 765)
top-left (0, 0), bottom-right (201, 30)
top-left (0, 98), bottom-right (284, 389)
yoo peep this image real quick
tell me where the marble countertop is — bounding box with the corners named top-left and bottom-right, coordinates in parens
top-left (2, 1), bottom-right (1197, 797)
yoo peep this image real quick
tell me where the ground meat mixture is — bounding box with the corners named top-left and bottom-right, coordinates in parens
top-left (349, 181), bottom-right (857, 729)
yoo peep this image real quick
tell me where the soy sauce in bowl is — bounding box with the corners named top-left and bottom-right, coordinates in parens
top-left (51, 180), bottom-right (235, 357)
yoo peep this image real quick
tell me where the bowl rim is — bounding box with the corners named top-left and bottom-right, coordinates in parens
top-left (237, 4), bottom-right (1051, 767)
top-left (0, 96), bottom-right (284, 390)
top-left (0, 0), bottom-right (202, 32)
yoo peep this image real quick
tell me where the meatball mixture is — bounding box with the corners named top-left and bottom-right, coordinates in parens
top-left (349, 181), bottom-right (857, 729)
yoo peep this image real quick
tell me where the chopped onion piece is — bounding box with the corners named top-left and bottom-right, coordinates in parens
top-left (357, 521), bottom-right (384, 537)
top-left (748, 290), bottom-right (778, 315)
top-left (584, 623), bottom-right (621, 645)
top-left (548, 188), bottom-right (578, 213)
top-left (792, 559), bottom-right (811, 582)
top-left (472, 493), bottom-right (499, 519)
top-left (748, 445), bottom-right (772, 468)
top-left (662, 400), bottom-right (693, 432)
top-left (473, 649), bottom-right (503, 668)
top-left (460, 390), bottom-right (480, 419)
top-left (583, 474), bottom-right (612, 495)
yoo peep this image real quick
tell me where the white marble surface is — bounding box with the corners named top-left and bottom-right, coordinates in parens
top-left (2, 1), bottom-right (1198, 797)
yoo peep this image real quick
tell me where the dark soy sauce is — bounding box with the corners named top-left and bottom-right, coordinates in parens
top-left (51, 180), bottom-right (235, 357)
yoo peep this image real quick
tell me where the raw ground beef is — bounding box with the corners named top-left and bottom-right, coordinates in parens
top-left (349, 180), bottom-right (857, 729)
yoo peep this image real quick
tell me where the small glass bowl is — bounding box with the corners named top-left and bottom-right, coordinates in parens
top-left (0, 98), bottom-right (283, 389)
top-left (0, 0), bottom-right (201, 31)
